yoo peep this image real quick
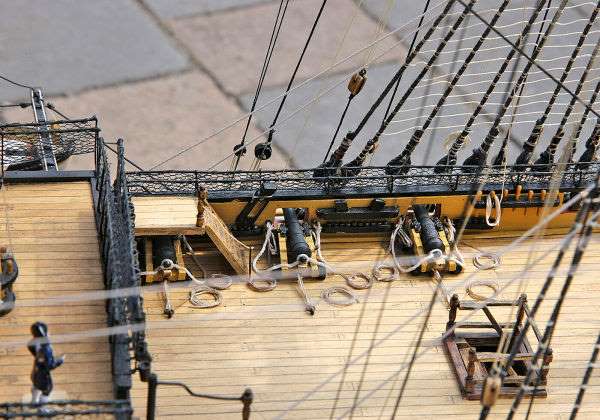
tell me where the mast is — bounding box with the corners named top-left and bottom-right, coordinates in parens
top-left (30, 89), bottom-right (58, 171)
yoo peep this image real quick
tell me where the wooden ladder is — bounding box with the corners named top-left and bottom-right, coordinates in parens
top-left (197, 189), bottom-right (250, 275)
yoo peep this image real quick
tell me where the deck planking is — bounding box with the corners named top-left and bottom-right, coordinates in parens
top-left (130, 231), bottom-right (600, 419)
top-left (0, 181), bottom-right (113, 403)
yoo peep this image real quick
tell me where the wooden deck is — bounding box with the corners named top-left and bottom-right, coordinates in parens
top-left (0, 181), bottom-right (113, 402)
top-left (130, 230), bottom-right (600, 419)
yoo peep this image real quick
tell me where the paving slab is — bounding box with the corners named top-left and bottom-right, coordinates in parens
top-left (2, 71), bottom-right (288, 171)
top-left (0, 0), bottom-right (189, 102)
top-left (169, 0), bottom-right (406, 96)
top-left (142, 0), bottom-right (273, 19)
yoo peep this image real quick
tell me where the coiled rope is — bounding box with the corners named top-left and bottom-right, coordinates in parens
top-left (141, 259), bottom-right (222, 310)
top-left (473, 251), bottom-right (502, 269)
top-left (465, 279), bottom-right (500, 301)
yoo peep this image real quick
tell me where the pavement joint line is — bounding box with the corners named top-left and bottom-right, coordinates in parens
top-left (133, 0), bottom-right (292, 166)
top-left (354, 0), bottom-right (525, 148)
top-left (33, 68), bottom-right (196, 103)
top-left (168, 0), bottom-right (280, 22)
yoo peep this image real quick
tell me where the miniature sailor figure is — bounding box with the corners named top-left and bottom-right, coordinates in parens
top-left (27, 322), bottom-right (65, 405)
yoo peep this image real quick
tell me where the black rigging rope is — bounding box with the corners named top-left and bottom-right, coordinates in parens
top-left (534, 40), bottom-right (600, 168)
top-left (345, 0), bottom-right (479, 175)
top-left (322, 68), bottom-right (367, 164)
top-left (568, 331), bottom-right (600, 420)
top-left (454, 0), bottom-right (600, 121)
top-left (314, 0), bottom-right (458, 175)
top-left (231, 0), bottom-right (289, 172)
top-left (574, 78), bottom-right (600, 147)
top-left (476, 173), bottom-right (600, 420)
top-left (253, 0), bottom-right (328, 167)
top-left (0, 102), bottom-right (30, 109)
top-left (381, 0), bottom-right (510, 172)
top-left (0, 74), bottom-right (34, 90)
top-left (390, 279), bottom-right (441, 419)
top-left (506, 195), bottom-right (600, 420)
top-left (458, 0), bottom-right (559, 169)
top-left (381, 0), bottom-right (432, 123)
top-left (494, 0), bottom-right (553, 166)
top-left (518, 2), bottom-right (600, 166)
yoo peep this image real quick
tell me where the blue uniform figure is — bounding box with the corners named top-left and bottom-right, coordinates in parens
top-left (27, 322), bottom-right (64, 404)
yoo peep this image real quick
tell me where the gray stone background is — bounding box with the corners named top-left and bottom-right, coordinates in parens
top-left (1, 0), bottom-right (598, 171)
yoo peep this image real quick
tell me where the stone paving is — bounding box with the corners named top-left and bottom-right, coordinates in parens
top-left (1, 0), bottom-right (598, 171)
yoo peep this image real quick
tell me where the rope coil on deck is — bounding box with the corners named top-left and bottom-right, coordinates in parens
top-left (473, 252), bottom-right (502, 270)
top-left (465, 278), bottom-right (500, 301)
top-left (321, 286), bottom-right (359, 306)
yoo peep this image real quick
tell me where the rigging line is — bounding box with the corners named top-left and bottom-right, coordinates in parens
top-left (206, 8), bottom-right (453, 172)
top-left (340, 0), bottom-right (480, 174)
top-left (492, 0), bottom-right (553, 365)
top-left (0, 102), bottom-right (30, 109)
top-left (522, 142), bottom-right (596, 419)
top-left (507, 204), bottom-right (600, 420)
top-left (315, 0), bottom-right (460, 174)
top-left (420, 9), bottom-right (471, 165)
top-left (480, 185), bottom-right (598, 420)
top-left (381, 0), bottom-right (432, 123)
top-left (390, 278), bottom-right (440, 419)
top-left (149, 0), bottom-right (448, 171)
top-left (568, 331), bottom-right (600, 420)
top-left (391, 0), bottom-right (513, 172)
top-left (332, 223), bottom-right (589, 420)
top-left (454, 0), bottom-right (558, 169)
top-left (293, 2), bottom-right (363, 166)
top-left (41, 103), bottom-right (148, 171)
top-left (330, 282), bottom-right (374, 420)
top-left (572, 79), bottom-right (600, 147)
top-left (454, 0), bottom-right (600, 121)
top-left (0, 74), bottom-right (34, 90)
top-left (363, 0), bottom-right (396, 68)
top-left (518, 2), bottom-right (600, 166)
top-left (256, 0), bottom-right (328, 165)
top-left (232, 0), bottom-right (289, 172)
top-left (494, 0), bottom-right (552, 166)
top-left (346, 248), bottom-right (391, 419)
top-left (274, 187), bottom-right (592, 419)
top-left (535, 38), bottom-right (600, 167)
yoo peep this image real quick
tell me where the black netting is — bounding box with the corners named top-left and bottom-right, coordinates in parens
top-left (126, 164), bottom-right (600, 196)
top-left (0, 118), bottom-right (98, 169)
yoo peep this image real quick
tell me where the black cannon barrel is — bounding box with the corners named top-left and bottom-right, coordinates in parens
top-left (412, 205), bottom-right (444, 253)
top-left (152, 236), bottom-right (177, 268)
top-left (283, 208), bottom-right (311, 263)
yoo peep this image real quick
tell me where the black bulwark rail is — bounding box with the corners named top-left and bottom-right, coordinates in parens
top-left (94, 138), bottom-right (151, 418)
top-left (126, 164), bottom-right (600, 200)
top-left (0, 400), bottom-right (131, 419)
top-left (0, 117), bottom-right (98, 171)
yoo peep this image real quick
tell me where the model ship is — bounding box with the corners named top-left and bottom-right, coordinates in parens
top-left (1, 0), bottom-right (600, 418)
